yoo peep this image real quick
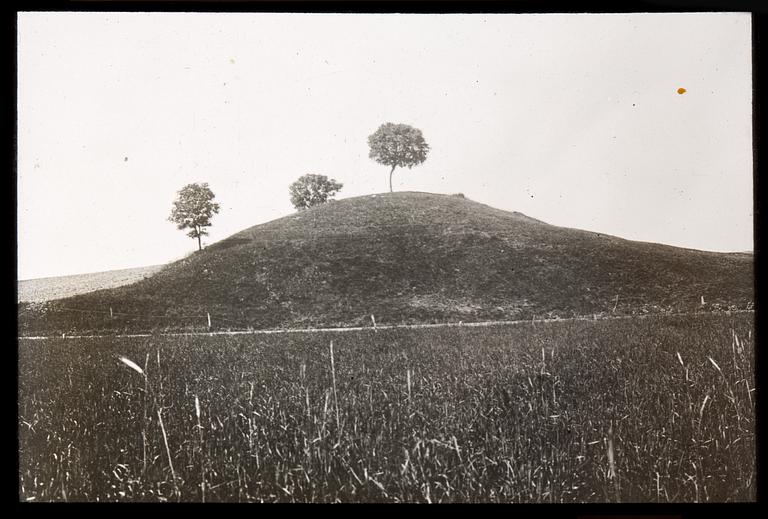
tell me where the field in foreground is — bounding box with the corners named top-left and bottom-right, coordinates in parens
top-left (18, 313), bottom-right (755, 502)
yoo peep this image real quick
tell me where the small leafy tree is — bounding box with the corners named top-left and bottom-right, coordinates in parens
top-left (368, 122), bottom-right (430, 192)
top-left (168, 183), bottom-right (220, 251)
top-left (289, 174), bottom-right (343, 210)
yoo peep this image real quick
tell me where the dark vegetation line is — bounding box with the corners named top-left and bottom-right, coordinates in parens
top-left (35, 306), bottom-right (210, 319)
top-left (19, 309), bottom-right (755, 340)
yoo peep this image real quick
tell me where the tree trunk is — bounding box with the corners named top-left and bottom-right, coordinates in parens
top-left (389, 165), bottom-right (396, 193)
top-left (197, 228), bottom-right (202, 251)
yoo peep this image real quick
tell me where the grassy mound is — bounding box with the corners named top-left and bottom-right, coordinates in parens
top-left (18, 192), bottom-right (753, 334)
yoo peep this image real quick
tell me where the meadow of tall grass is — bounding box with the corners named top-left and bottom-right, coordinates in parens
top-left (18, 313), bottom-right (755, 502)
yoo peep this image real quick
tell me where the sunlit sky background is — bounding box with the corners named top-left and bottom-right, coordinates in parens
top-left (17, 12), bottom-right (752, 280)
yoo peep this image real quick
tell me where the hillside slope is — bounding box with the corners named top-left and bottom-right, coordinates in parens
top-left (18, 192), bottom-right (753, 334)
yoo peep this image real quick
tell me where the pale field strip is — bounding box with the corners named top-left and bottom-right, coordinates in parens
top-left (17, 265), bottom-right (164, 303)
top-left (18, 309), bottom-right (754, 341)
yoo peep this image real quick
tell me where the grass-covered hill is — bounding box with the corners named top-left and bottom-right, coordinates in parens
top-left (18, 192), bottom-right (753, 335)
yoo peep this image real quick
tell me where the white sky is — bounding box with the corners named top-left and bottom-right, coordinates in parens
top-left (17, 12), bottom-right (753, 280)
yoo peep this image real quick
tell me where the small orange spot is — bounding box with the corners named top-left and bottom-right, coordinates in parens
top-left (677, 87), bottom-right (687, 95)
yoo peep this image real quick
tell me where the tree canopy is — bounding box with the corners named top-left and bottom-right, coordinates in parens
top-left (168, 183), bottom-right (220, 251)
top-left (368, 122), bottom-right (430, 192)
top-left (289, 174), bottom-right (344, 210)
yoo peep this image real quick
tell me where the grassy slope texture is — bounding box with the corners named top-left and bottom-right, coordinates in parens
top-left (19, 314), bottom-right (755, 502)
top-left (18, 192), bottom-right (753, 334)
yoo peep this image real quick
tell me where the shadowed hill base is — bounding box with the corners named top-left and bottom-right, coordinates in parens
top-left (18, 192), bottom-right (753, 335)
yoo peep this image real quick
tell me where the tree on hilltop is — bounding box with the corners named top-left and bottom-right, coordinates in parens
top-left (289, 174), bottom-right (343, 210)
top-left (169, 183), bottom-right (220, 251)
top-left (368, 122), bottom-right (429, 192)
